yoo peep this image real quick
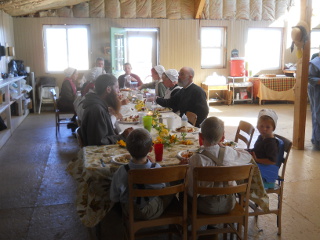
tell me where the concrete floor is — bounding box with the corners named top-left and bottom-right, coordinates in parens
top-left (0, 103), bottom-right (320, 240)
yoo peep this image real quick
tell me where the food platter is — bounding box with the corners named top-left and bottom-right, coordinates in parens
top-left (173, 126), bottom-right (200, 133)
top-left (111, 153), bottom-right (131, 165)
top-left (153, 107), bottom-right (172, 113)
top-left (176, 149), bottom-right (198, 160)
top-left (118, 115), bottom-right (139, 124)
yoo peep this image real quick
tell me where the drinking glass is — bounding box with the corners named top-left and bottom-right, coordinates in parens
top-left (142, 116), bottom-right (152, 132)
top-left (154, 143), bottom-right (164, 162)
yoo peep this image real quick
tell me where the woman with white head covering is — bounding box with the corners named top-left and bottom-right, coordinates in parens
top-left (58, 67), bottom-right (78, 112)
top-left (138, 65), bottom-right (167, 97)
top-left (162, 69), bottom-right (182, 100)
top-left (57, 67), bottom-right (78, 132)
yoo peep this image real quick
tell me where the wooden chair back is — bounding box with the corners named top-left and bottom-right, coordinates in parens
top-left (186, 111), bottom-right (197, 126)
top-left (50, 88), bottom-right (74, 136)
top-left (75, 127), bottom-right (84, 148)
top-left (249, 134), bottom-right (292, 235)
top-left (191, 165), bottom-right (254, 240)
top-left (234, 120), bottom-right (255, 149)
top-left (126, 165), bottom-right (188, 240)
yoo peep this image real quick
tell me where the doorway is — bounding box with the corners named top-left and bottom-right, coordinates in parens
top-left (110, 28), bottom-right (158, 82)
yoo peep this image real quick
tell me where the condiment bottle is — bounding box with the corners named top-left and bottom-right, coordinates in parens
top-left (181, 114), bottom-right (188, 127)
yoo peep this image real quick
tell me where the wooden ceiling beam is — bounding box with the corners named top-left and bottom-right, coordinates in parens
top-left (194, 0), bottom-right (206, 19)
top-left (0, 0), bottom-right (87, 16)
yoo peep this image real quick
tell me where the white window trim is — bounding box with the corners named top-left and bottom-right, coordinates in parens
top-left (201, 27), bottom-right (226, 69)
top-left (43, 25), bottom-right (90, 73)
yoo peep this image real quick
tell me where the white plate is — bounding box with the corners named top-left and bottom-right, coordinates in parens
top-left (111, 153), bottom-right (131, 165)
top-left (176, 149), bottom-right (198, 160)
top-left (172, 127), bottom-right (200, 134)
top-left (118, 120), bottom-right (139, 124)
top-left (153, 107), bottom-right (172, 113)
top-left (118, 115), bottom-right (139, 124)
top-left (222, 140), bottom-right (237, 149)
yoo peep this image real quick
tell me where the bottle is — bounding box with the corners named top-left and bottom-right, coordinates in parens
top-left (181, 114), bottom-right (188, 127)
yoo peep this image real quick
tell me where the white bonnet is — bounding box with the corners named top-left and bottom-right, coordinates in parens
top-left (258, 109), bottom-right (278, 129)
top-left (85, 67), bottom-right (103, 82)
top-left (164, 69), bottom-right (178, 82)
top-left (153, 65), bottom-right (165, 78)
top-left (64, 67), bottom-right (77, 78)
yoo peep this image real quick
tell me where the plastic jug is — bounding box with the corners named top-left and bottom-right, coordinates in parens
top-left (181, 114), bottom-right (188, 127)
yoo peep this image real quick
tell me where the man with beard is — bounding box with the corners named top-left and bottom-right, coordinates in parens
top-left (155, 67), bottom-right (209, 127)
top-left (81, 74), bottom-right (133, 146)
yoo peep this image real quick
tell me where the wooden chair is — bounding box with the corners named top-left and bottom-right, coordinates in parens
top-left (234, 120), bottom-right (255, 149)
top-left (190, 165), bottom-right (254, 240)
top-left (125, 165), bottom-right (188, 240)
top-left (75, 127), bottom-right (84, 148)
top-left (186, 111), bottom-right (197, 126)
top-left (50, 88), bottom-right (74, 136)
top-left (249, 134), bottom-right (292, 235)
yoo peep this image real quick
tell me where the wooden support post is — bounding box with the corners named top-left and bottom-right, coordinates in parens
top-left (292, 0), bottom-right (312, 149)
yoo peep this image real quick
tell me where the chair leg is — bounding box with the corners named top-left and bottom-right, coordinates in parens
top-left (38, 99), bottom-right (42, 114)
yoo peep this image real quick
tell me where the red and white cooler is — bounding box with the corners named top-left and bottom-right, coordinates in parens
top-left (229, 57), bottom-right (245, 77)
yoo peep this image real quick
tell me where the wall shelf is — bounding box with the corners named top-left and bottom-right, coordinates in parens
top-left (0, 76), bottom-right (29, 149)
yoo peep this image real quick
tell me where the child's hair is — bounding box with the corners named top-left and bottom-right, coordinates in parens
top-left (126, 128), bottom-right (153, 159)
top-left (257, 115), bottom-right (276, 131)
top-left (200, 117), bottom-right (224, 144)
top-left (257, 109), bottom-right (278, 130)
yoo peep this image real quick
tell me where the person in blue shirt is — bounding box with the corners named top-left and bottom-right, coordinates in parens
top-left (308, 56), bottom-right (320, 149)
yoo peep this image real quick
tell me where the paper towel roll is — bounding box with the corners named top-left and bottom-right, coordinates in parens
top-left (25, 66), bottom-right (30, 73)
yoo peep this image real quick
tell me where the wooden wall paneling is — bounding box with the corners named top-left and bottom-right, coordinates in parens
top-left (13, 17), bottom-right (290, 88)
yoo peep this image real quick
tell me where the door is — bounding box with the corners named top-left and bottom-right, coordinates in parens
top-left (110, 27), bottom-right (127, 77)
top-left (110, 28), bottom-right (158, 82)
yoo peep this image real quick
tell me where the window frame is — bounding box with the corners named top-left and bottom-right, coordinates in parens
top-left (246, 27), bottom-right (283, 71)
top-left (43, 24), bottom-right (90, 73)
top-left (200, 27), bottom-right (226, 69)
top-left (310, 29), bottom-right (320, 57)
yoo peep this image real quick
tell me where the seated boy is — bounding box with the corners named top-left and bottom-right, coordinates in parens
top-left (110, 128), bottom-right (173, 220)
top-left (187, 116), bottom-right (252, 214)
top-left (249, 109), bottom-right (283, 188)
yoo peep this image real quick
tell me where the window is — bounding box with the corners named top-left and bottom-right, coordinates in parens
top-left (43, 25), bottom-right (89, 72)
top-left (201, 27), bottom-right (226, 68)
top-left (246, 28), bottom-right (282, 72)
top-left (310, 29), bottom-right (320, 58)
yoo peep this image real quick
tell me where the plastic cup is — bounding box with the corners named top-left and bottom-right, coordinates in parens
top-left (138, 112), bottom-right (147, 124)
top-left (137, 93), bottom-right (143, 101)
top-left (166, 117), bottom-right (174, 130)
top-left (142, 115), bottom-right (153, 132)
top-left (122, 91), bottom-right (129, 98)
top-left (198, 133), bottom-right (203, 146)
top-left (154, 143), bottom-right (164, 162)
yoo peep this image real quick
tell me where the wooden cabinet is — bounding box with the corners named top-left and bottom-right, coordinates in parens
top-left (0, 76), bottom-right (29, 149)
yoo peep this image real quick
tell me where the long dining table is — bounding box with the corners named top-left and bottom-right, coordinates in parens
top-left (67, 103), bottom-right (269, 228)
